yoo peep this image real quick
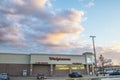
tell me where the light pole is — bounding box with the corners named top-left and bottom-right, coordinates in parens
top-left (90, 36), bottom-right (97, 75)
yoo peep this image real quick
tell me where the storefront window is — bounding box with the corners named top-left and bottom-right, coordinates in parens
top-left (72, 65), bottom-right (84, 70)
top-left (55, 65), bottom-right (69, 70)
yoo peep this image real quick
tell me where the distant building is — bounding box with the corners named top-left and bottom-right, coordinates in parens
top-left (0, 53), bottom-right (94, 76)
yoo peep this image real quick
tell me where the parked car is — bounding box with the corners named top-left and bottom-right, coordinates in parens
top-left (0, 74), bottom-right (4, 80)
top-left (96, 71), bottom-right (107, 76)
top-left (37, 73), bottom-right (47, 79)
top-left (0, 73), bottom-right (9, 80)
top-left (105, 70), bottom-right (114, 74)
top-left (109, 71), bottom-right (120, 75)
top-left (69, 72), bottom-right (83, 78)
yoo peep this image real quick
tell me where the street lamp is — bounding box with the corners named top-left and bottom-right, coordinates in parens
top-left (90, 36), bottom-right (97, 75)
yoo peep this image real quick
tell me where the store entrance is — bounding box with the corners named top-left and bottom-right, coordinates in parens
top-left (32, 64), bottom-right (50, 76)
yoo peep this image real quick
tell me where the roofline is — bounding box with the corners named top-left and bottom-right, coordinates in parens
top-left (0, 52), bottom-right (29, 55)
top-left (0, 52), bottom-right (84, 56)
top-left (30, 53), bottom-right (83, 56)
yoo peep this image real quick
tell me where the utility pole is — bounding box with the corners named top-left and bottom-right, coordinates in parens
top-left (90, 36), bottom-right (97, 75)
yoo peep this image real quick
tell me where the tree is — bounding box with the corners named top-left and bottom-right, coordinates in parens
top-left (99, 54), bottom-right (104, 67)
top-left (98, 54), bottom-right (112, 76)
top-left (99, 54), bottom-right (105, 75)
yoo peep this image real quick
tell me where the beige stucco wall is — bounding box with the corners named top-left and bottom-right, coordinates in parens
top-left (0, 53), bottom-right (94, 65)
top-left (0, 53), bottom-right (30, 64)
top-left (30, 54), bottom-right (86, 64)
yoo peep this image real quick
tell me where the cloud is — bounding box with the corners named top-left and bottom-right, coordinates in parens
top-left (85, 0), bottom-right (94, 8)
top-left (0, 26), bottom-right (21, 42)
top-left (0, 0), bottom-right (84, 52)
top-left (94, 44), bottom-right (120, 65)
top-left (111, 43), bottom-right (120, 51)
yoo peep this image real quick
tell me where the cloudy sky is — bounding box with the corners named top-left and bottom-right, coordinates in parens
top-left (0, 0), bottom-right (120, 65)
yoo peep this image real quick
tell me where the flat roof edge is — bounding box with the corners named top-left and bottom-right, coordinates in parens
top-left (0, 52), bottom-right (83, 56)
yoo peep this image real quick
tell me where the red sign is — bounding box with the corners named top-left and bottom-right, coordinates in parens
top-left (49, 57), bottom-right (71, 61)
top-left (72, 63), bottom-right (82, 65)
top-left (35, 62), bottom-right (48, 64)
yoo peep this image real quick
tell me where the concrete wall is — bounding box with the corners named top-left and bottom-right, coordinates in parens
top-left (0, 53), bottom-right (94, 65)
top-left (30, 54), bottom-right (86, 64)
top-left (0, 53), bottom-right (30, 64)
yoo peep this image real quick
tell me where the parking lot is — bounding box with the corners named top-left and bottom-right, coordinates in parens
top-left (9, 75), bottom-right (120, 80)
top-left (10, 77), bottom-right (46, 80)
top-left (10, 76), bottom-right (70, 80)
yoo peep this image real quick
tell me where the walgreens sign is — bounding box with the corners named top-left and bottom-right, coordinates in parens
top-left (49, 57), bottom-right (71, 61)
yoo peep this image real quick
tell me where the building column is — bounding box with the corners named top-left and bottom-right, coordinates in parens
top-left (92, 64), bottom-right (95, 75)
top-left (69, 64), bottom-right (72, 73)
top-left (50, 64), bottom-right (53, 76)
top-left (85, 54), bottom-right (89, 75)
top-left (86, 64), bottom-right (89, 75)
top-left (30, 64), bottom-right (33, 76)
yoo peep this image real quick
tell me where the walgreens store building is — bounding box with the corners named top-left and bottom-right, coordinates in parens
top-left (0, 53), bottom-right (94, 76)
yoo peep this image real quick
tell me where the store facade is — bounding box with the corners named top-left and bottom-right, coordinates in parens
top-left (0, 53), bottom-right (94, 76)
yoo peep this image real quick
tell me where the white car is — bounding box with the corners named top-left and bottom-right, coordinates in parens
top-left (0, 73), bottom-right (9, 80)
top-left (106, 70), bottom-right (114, 74)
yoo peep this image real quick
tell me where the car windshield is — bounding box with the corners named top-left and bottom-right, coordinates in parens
top-left (38, 73), bottom-right (45, 76)
top-left (0, 74), bottom-right (2, 78)
top-left (73, 72), bottom-right (81, 74)
top-left (2, 73), bottom-right (7, 75)
top-left (1, 73), bottom-right (8, 77)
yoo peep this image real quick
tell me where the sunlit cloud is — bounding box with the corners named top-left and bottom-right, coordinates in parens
top-left (95, 45), bottom-right (120, 65)
top-left (111, 43), bottom-right (120, 51)
top-left (0, 0), bottom-right (84, 52)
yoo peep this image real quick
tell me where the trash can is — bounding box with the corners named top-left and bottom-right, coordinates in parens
top-left (22, 70), bottom-right (27, 76)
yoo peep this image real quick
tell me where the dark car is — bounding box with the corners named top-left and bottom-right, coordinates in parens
top-left (0, 73), bottom-right (9, 80)
top-left (109, 71), bottom-right (120, 76)
top-left (37, 73), bottom-right (47, 79)
top-left (69, 72), bottom-right (83, 78)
